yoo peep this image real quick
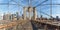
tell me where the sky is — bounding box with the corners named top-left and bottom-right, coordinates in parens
top-left (0, 0), bottom-right (60, 20)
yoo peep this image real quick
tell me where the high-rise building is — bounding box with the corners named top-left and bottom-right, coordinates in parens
top-left (3, 12), bottom-right (20, 21)
top-left (11, 14), bottom-right (17, 20)
top-left (3, 13), bottom-right (6, 20)
top-left (56, 16), bottom-right (59, 21)
top-left (16, 12), bottom-right (19, 20)
top-left (3, 13), bottom-right (11, 20)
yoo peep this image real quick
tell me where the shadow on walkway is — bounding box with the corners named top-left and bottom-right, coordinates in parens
top-left (31, 20), bottom-right (38, 30)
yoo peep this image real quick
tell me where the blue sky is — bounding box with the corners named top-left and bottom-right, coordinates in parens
top-left (0, 0), bottom-right (60, 20)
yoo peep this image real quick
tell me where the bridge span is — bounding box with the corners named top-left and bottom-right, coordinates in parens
top-left (31, 20), bottom-right (60, 30)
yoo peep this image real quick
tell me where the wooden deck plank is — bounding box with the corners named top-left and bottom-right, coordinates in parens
top-left (0, 20), bottom-right (28, 29)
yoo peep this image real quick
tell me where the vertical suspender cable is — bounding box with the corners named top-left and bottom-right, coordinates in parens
top-left (50, 0), bottom-right (52, 18)
top-left (29, 0), bottom-right (32, 6)
top-left (8, 0), bottom-right (9, 13)
top-left (39, 0), bottom-right (41, 18)
top-left (16, 0), bottom-right (19, 21)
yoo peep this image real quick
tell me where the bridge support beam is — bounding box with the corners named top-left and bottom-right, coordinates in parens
top-left (28, 7), bottom-right (33, 20)
top-left (44, 25), bottom-right (48, 30)
top-left (23, 7), bottom-right (27, 20)
top-left (33, 7), bottom-right (37, 20)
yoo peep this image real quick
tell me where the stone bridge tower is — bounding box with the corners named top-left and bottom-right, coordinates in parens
top-left (23, 6), bottom-right (37, 20)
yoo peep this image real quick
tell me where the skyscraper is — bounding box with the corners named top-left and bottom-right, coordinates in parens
top-left (3, 13), bottom-right (11, 20)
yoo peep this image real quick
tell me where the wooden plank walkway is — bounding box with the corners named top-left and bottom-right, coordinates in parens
top-left (0, 20), bottom-right (25, 28)
top-left (0, 20), bottom-right (33, 30)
